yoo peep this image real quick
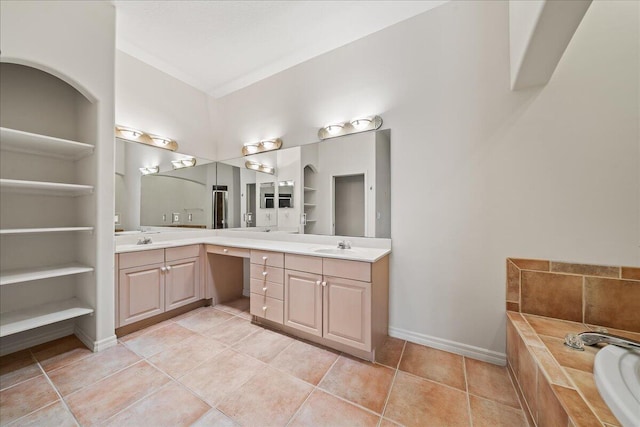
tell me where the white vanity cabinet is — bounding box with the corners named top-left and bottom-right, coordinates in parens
top-left (117, 245), bottom-right (201, 327)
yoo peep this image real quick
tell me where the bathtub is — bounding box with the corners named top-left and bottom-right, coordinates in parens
top-left (594, 344), bottom-right (640, 427)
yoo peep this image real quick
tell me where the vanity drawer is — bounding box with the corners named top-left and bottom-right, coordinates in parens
top-left (206, 244), bottom-right (250, 258)
top-left (285, 253), bottom-right (322, 274)
top-left (250, 293), bottom-right (283, 324)
top-left (250, 250), bottom-right (284, 268)
top-left (250, 278), bottom-right (284, 300)
top-left (119, 249), bottom-right (164, 269)
top-left (165, 244), bottom-right (200, 261)
top-left (323, 258), bottom-right (371, 282)
top-left (249, 264), bottom-right (284, 284)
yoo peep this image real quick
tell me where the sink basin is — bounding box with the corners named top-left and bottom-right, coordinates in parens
top-left (313, 248), bottom-right (357, 255)
top-left (594, 344), bottom-right (640, 427)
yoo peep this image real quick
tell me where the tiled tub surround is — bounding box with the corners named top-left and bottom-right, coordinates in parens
top-left (0, 299), bottom-right (530, 427)
top-left (505, 258), bottom-right (640, 427)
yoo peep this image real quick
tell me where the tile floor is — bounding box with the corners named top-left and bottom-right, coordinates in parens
top-left (1, 299), bottom-right (528, 427)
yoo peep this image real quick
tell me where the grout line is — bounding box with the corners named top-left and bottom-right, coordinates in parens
top-left (377, 340), bottom-right (406, 427)
top-left (463, 356), bottom-right (473, 427)
top-left (37, 358), bottom-right (81, 427)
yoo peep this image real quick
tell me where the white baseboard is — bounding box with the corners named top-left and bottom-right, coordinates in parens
top-left (74, 327), bottom-right (117, 353)
top-left (0, 321), bottom-right (75, 356)
top-left (388, 326), bottom-right (506, 366)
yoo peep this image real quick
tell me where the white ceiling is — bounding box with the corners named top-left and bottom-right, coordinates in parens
top-left (113, 1), bottom-right (446, 98)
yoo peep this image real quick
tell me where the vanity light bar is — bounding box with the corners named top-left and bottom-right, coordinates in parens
top-left (171, 158), bottom-right (197, 169)
top-left (115, 125), bottom-right (179, 152)
top-left (242, 138), bottom-right (283, 156)
top-left (139, 166), bottom-right (160, 175)
top-left (318, 115), bottom-right (383, 140)
top-left (245, 160), bottom-right (275, 175)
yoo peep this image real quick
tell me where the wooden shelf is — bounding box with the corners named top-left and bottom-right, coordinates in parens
top-left (0, 297), bottom-right (93, 337)
top-left (0, 127), bottom-right (94, 160)
top-left (0, 179), bottom-right (93, 197)
top-left (304, 203), bottom-right (316, 207)
top-left (1, 263), bottom-right (93, 286)
top-left (0, 227), bottom-right (93, 235)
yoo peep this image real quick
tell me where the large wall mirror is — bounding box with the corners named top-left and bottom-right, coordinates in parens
top-left (115, 129), bottom-right (390, 238)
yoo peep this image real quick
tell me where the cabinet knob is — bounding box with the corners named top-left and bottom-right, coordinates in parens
top-left (262, 306), bottom-right (267, 311)
top-left (262, 256), bottom-right (268, 261)
top-left (160, 267), bottom-right (167, 272)
top-left (166, 265), bottom-right (172, 271)
top-left (316, 280), bottom-right (321, 286)
top-left (322, 281), bottom-right (327, 287)
top-left (223, 248), bottom-right (228, 253)
top-left (262, 287), bottom-right (268, 292)
top-left (262, 271), bottom-right (268, 276)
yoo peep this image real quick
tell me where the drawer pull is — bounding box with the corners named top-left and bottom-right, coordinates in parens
top-left (160, 267), bottom-right (167, 272)
top-left (223, 248), bottom-right (228, 253)
top-left (316, 280), bottom-right (321, 286)
top-left (321, 281), bottom-right (327, 287)
top-left (262, 271), bottom-right (268, 276)
top-left (262, 306), bottom-right (267, 311)
top-left (166, 265), bottom-right (172, 271)
top-left (263, 287), bottom-right (268, 292)
top-left (262, 256), bottom-right (268, 261)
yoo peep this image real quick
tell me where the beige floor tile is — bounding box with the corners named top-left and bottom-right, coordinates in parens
top-left (523, 315), bottom-right (587, 339)
top-left (122, 322), bottom-right (197, 358)
top-left (0, 350), bottom-right (40, 391)
top-left (202, 316), bottom-right (261, 345)
top-left (148, 334), bottom-right (227, 379)
top-left (269, 340), bottom-right (338, 385)
top-left (170, 306), bottom-right (209, 322)
top-left (379, 418), bottom-right (403, 427)
top-left (48, 344), bottom-right (140, 396)
top-left (118, 320), bottom-right (174, 343)
top-left (217, 366), bottom-right (312, 426)
top-left (375, 337), bottom-right (405, 369)
top-left (289, 389), bottom-right (379, 427)
top-left (178, 348), bottom-right (263, 406)
top-left (214, 297), bottom-right (250, 315)
top-left (175, 307), bottom-right (234, 333)
top-left (318, 355), bottom-right (394, 414)
top-left (191, 408), bottom-right (239, 427)
top-left (399, 343), bottom-right (466, 390)
top-left (8, 400), bottom-right (76, 427)
top-left (384, 371), bottom-right (471, 427)
top-left (469, 395), bottom-right (527, 427)
top-left (31, 335), bottom-right (92, 372)
top-left (0, 375), bottom-right (59, 426)
top-left (232, 328), bottom-right (293, 362)
top-left (65, 361), bottom-right (170, 426)
top-left (465, 358), bottom-right (520, 408)
top-left (104, 381), bottom-right (210, 427)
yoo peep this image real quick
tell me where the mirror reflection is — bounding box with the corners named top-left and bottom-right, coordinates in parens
top-left (115, 129), bottom-right (390, 238)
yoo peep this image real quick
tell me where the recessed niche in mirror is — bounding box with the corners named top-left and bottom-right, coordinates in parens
top-left (115, 137), bottom-right (215, 232)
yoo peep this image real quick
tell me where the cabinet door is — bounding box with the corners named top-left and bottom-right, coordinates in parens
top-left (323, 276), bottom-right (371, 351)
top-left (165, 257), bottom-right (200, 311)
top-left (119, 262), bottom-right (165, 326)
top-left (284, 270), bottom-right (323, 337)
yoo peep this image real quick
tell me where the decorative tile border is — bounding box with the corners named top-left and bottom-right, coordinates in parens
top-left (506, 258), bottom-right (640, 332)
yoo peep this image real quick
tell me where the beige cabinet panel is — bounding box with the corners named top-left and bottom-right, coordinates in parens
top-left (284, 270), bottom-right (323, 337)
top-left (250, 293), bottom-right (283, 324)
top-left (118, 262), bottom-right (165, 326)
top-left (249, 278), bottom-right (284, 300)
top-left (249, 263), bottom-right (284, 284)
top-left (165, 257), bottom-right (200, 311)
top-left (250, 250), bottom-right (284, 268)
top-left (323, 276), bottom-right (371, 351)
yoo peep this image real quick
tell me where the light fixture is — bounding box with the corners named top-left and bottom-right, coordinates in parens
top-left (242, 138), bottom-right (283, 156)
top-left (245, 160), bottom-right (275, 175)
top-left (115, 125), bottom-right (179, 152)
top-left (139, 166), bottom-right (159, 175)
top-left (318, 115), bottom-right (383, 140)
top-left (279, 180), bottom-right (294, 186)
top-left (171, 158), bottom-right (197, 169)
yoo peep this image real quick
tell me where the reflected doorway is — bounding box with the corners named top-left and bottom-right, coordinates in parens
top-left (245, 183), bottom-right (256, 227)
top-left (333, 174), bottom-right (365, 237)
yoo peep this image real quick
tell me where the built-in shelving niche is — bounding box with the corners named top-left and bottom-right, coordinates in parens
top-left (303, 165), bottom-right (318, 234)
top-left (0, 63), bottom-right (97, 352)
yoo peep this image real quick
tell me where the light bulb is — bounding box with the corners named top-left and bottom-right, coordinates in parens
top-left (350, 118), bottom-right (372, 130)
top-left (325, 124), bottom-right (343, 135)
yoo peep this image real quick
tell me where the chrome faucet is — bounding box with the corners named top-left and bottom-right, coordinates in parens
top-left (337, 240), bottom-right (351, 249)
top-left (565, 331), bottom-right (640, 351)
top-left (137, 236), bottom-right (153, 245)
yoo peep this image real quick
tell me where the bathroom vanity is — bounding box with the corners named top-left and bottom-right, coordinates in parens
top-left (115, 234), bottom-right (390, 361)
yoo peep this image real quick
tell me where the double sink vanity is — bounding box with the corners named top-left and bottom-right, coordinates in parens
top-left (115, 231), bottom-right (391, 361)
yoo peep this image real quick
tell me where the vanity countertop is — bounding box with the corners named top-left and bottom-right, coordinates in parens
top-left (115, 235), bottom-right (391, 263)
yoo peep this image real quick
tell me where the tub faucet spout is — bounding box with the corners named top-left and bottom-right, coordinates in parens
top-left (577, 332), bottom-right (640, 351)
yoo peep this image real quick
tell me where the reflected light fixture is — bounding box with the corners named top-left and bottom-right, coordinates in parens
top-left (245, 160), bottom-right (275, 175)
top-left (171, 158), bottom-right (197, 169)
top-left (116, 125), bottom-right (179, 152)
top-left (318, 115), bottom-right (383, 140)
top-left (139, 165), bottom-right (160, 175)
top-left (242, 138), bottom-right (283, 156)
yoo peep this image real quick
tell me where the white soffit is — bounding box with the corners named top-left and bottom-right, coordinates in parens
top-left (113, 1), bottom-right (446, 98)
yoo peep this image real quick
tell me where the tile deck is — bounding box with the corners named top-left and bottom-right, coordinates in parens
top-left (0, 299), bottom-right (528, 426)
